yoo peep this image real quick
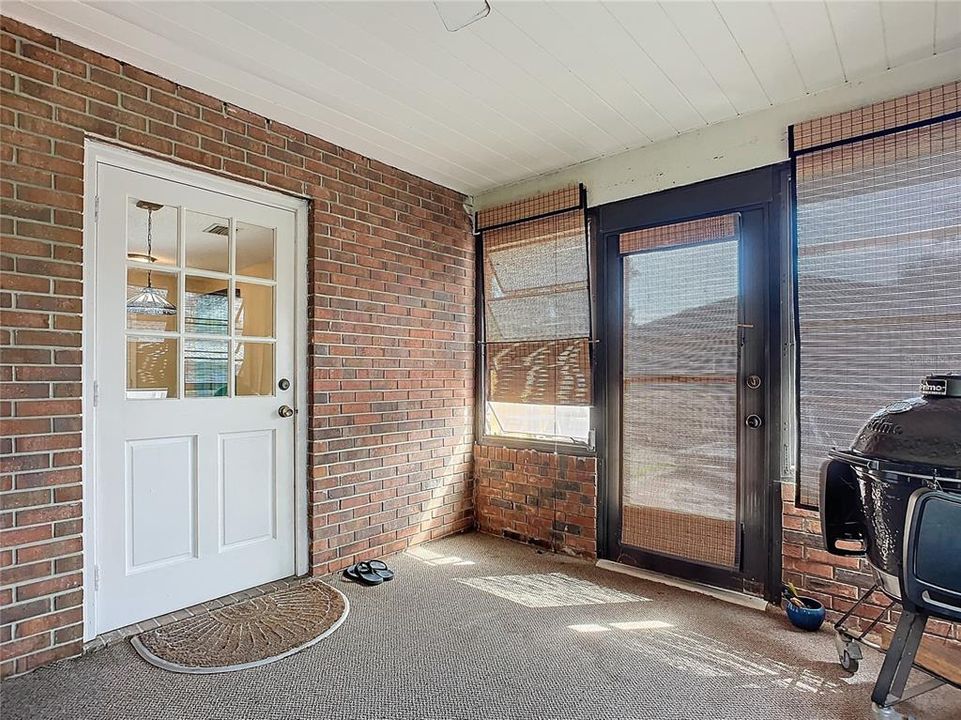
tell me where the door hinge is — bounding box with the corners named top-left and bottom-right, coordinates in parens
top-left (92, 380), bottom-right (99, 408)
top-left (93, 564), bottom-right (101, 592)
top-left (94, 195), bottom-right (99, 224)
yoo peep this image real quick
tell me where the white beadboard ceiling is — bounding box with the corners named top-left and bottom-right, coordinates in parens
top-left (6, 1), bottom-right (961, 195)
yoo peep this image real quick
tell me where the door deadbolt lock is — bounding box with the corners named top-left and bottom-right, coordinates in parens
top-left (745, 414), bottom-right (763, 429)
top-left (746, 375), bottom-right (762, 390)
top-left (278, 405), bottom-right (294, 418)
top-left (278, 378), bottom-right (291, 391)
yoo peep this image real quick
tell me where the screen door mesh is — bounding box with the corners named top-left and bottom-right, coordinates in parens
top-left (792, 82), bottom-right (961, 507)
top-left (620, 215), bottom-right (740, 568)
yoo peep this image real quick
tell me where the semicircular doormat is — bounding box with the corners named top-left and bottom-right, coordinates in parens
top-left (131, 580), bottom-right (349, 674)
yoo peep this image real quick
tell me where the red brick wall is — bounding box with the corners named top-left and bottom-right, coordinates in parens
top-left (0, 17), bottom-right (474, 677)
top-left (781, 484), bottom-right (960, 646)
top-left (473, 444), bottom-right (596, 557)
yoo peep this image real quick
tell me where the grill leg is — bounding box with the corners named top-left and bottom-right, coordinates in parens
top-left (870, 609), bottom-right (927, 708)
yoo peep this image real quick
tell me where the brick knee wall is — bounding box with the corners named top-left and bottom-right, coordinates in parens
top-left (781, 483), bottom-right (960, 647)
top-left (473, 444), bottom-right (596, 557)
top-left (0, 16), bottom-right (474, 677)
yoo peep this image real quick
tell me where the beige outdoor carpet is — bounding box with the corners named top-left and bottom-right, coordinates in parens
top-left (131, 580), bottom-right (349, 674)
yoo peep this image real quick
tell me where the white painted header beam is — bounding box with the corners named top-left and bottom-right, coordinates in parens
top-left (474, 50), bottom-right (961, 210)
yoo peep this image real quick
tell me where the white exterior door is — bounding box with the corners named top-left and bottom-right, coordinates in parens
top-left (94, 162), bottom-right (297, 634)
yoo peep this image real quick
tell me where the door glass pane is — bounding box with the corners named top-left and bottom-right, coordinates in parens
top-left (184, 339), bottom-right (229, 398)
top-left (127, 336), bottom-right (178, 399)
top-left (620, 216), bottom-right (739, 568)
top-left (126, 268), bottom-right (178, 332)
top-left (127, 199), bottom-right (177, 266)
top-left (234, 282), bottom-right (274, 338)
top-left (185, 211), bottom-right (229, 273)
top-left (236, 222), bottom-right (275, 279)
top-left (235, 342), bottom-right (274, 396)
top-left (184, 276), bottom-right (229, 335)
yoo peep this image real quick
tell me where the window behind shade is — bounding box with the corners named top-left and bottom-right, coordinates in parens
top-left (478, 186), bottom-right (592, 445)
top-left (791, 82), bottom-right (961, 508)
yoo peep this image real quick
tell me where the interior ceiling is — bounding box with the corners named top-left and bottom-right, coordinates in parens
top-left (6, 1), bottom-right (961, 195)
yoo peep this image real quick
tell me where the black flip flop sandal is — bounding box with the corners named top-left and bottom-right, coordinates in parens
top-left (368, 559), bottom-right (394, 581)
top-left (342, 564), bottom-right (360, 582)
top-left (354, 561), bottom-right (384, 586)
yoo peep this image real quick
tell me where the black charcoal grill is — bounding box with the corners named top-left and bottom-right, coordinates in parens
top-left (820, 374), bottom-right (961, 719)
top-left (821, 374), bottom-right (961, 597)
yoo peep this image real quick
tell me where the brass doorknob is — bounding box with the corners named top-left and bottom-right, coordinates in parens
top-left (278, 405), bottom-right (294, 418)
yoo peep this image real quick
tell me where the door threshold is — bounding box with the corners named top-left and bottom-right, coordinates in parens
top-left (596, 559), bottom-right (769, 612)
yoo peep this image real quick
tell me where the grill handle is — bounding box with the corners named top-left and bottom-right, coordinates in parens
top-left (827, 448), bottom-right (879, 470)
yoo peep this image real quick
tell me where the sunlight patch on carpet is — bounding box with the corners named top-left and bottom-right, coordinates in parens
top-left (456, 572), bottom-right (648, 608)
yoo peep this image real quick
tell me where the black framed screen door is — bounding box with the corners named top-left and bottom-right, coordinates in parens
top-left (619, 215), bottom-right (742, 569)
top-left (596, 167), bottom-right (780, 594)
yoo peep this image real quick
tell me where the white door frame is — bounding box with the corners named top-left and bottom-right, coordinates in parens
top-left (81, 139), bottom-right (310, 641)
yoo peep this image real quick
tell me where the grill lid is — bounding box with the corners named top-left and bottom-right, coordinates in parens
top-left (846, 374), bottom-right (961, 470)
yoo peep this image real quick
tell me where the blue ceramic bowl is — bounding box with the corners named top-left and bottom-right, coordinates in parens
top-left (785, 596), bottom-right (826, 631)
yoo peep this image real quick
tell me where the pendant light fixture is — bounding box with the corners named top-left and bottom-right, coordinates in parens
top-left (126, 200), bottom-right (176, 316)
